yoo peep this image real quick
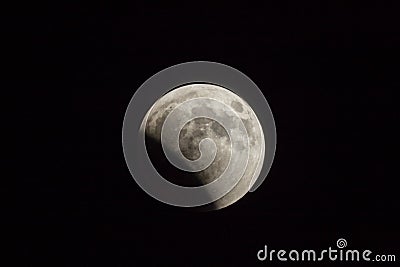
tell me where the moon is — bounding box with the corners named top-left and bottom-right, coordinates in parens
top-left (142, 83), bottom-right (265, 210)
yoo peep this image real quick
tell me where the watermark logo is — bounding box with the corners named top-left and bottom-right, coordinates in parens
top-left (336, 238), bottom-right (347, 249)
top-left (257, 238), bottom-right (396, 262)
top-left (122, 61), bottom-right (276, 208)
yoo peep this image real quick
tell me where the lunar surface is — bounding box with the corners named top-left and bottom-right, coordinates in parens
top-left (142, 83), bottom-right (265, 210)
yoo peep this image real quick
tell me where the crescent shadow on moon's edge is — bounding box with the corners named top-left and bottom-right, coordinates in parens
top-left (143, 129), bottom-right (220, 211)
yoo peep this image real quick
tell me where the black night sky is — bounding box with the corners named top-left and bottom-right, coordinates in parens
top-left (7, 1), bottom-right (399, 266)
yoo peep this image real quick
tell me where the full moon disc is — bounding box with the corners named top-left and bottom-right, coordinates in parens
top-left (142, 83), bottom-right (265, 210)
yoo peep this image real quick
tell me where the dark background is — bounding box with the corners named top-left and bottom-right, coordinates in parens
top-left (7, 1), bottom-right (399, 266)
